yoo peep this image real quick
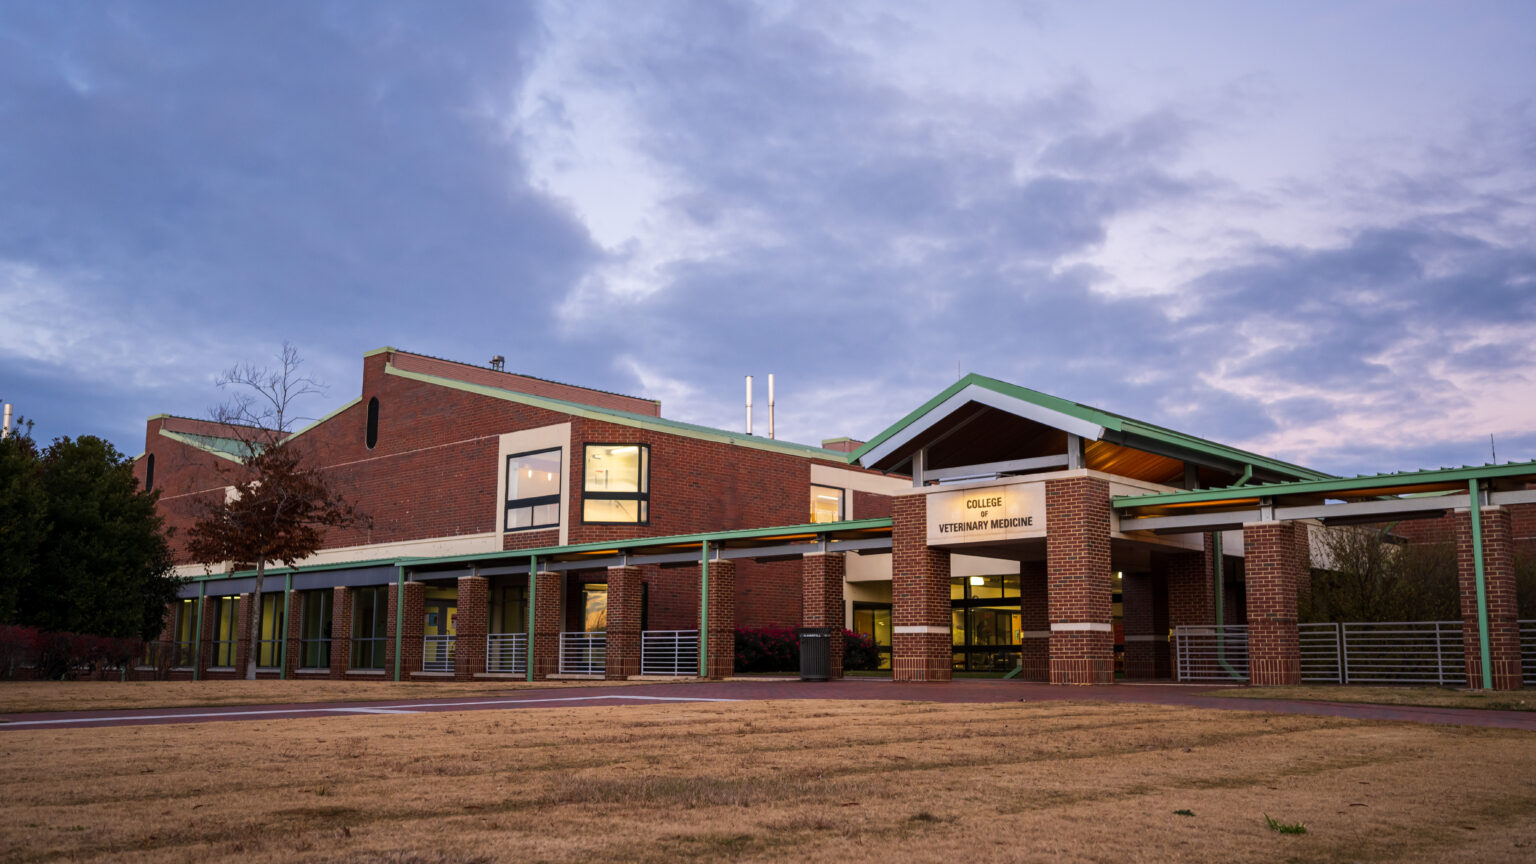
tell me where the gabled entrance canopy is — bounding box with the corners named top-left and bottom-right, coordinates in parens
top-left (853, 375), bottom-right (1330, 488)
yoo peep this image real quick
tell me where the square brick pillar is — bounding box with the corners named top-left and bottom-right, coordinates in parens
top-left (701, 558), bottom-right (735, 680)
top-left (235, 593), bottom-right (253, 675)
top-left (892, 494), bottom-right (952, 682)
top-left (532, 571), bottom-right (562, 680)
top-left (1244, 521), bottom-right (1304, 685)
top-left (398, 581), bottom-right (425, 675)
top-left (1046, 476), bottom-right (1114, 685)
top-left (1122, 572), bottom-right (1157, 680)
top-left (607, 565), bottom-right (644, 680)
top-left (802, 553), bottom-right (846, 679)
top-left (385, 584), bottom-right (399, 677)
top-left (329, 586), bottom-right (352, 676)
top-left (283, 590), bottom-right (303, 677)
top-left (1166, 535), bottom-right (1216, 629)
top-left (1456, 507), bottom-right (1523, 690)
top-left (1019, 561), bottom-right (1050, 682)
top-left (455, 576), bottom-right (486, 681)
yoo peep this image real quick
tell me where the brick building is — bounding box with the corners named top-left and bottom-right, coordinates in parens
top-left (135, 351), bottom-right (1532, 689)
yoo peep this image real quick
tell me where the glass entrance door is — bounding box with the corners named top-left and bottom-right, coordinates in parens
top-left (951, 574), bottom-right (1022, 672)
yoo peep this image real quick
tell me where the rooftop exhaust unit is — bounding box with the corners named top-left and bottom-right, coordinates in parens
top-left (744, 375), bottom-right (776, 438)
top-left (489, 355), bottom-right (505, 372)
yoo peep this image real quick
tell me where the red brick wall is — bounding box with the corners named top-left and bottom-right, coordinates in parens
top-left (1244, 521), bottom-right (1303, 685)
top-left (801, 553), bottom-right (846, 678)
top-left (606, 566), bottom-right (643, 680)
top-left (1166, 536), bottom-right (1215, 630)
top-left (851, 490), bottom-right (892, 520)
top-left (1045, 476), bottom-right (1114, 685)
top-left (1456, 507), bottom-right (1523, 690)
top-left (1019, 560), bottom-right (1049, 682)
top-left (329, 587), bottom-right (352, 676)
top-left (701, 558), bottom-right (735, 679)
top-left (455, 576), bottom-right (487, 681)
top-left (531, 571), bottom-right (562, 680)
top-left (1122, 572), bottom-right (1155, 680)
top-left (891, 495), bottom-right (951, 682)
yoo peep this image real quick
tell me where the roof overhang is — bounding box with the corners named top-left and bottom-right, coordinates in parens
top-left (858, 383), bottom-right (1105, 471)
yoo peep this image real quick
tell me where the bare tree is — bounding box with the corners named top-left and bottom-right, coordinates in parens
top-left (185, 343), bottom-right (365, 680)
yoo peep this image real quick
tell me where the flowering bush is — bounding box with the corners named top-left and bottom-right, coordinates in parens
top-left (0, 625), bottom-right (144, 680)
top-left (842, 629), bottom-right (880, 671)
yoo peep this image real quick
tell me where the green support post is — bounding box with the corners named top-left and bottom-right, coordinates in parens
top-left (393, 566), bottom-right (405, 682)
top-left (699, 542), bottom-right (710, 678)
top-left (280, 573), bottom-right (292, 680)
top-left (193, 579), bottom-right (205, 682)
top-left (525, 556), bottom-right (538, 683)
top-left (1469, 480), bottom-right (1494, 690)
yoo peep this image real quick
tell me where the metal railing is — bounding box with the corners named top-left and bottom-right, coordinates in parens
top-left (423, 634), bottom-right (456, 673)
top-left (1173, 625), bottom-right (1249, 682)
top-left (486, 632), bottom-right (528, 675)
top-left (1335, 621), bottom-right (1465, 686)
top-left (641, 630), bottom-right (699, 676)
top-left (559, 631), bottom-right (606, 675)
top-left (1521, 620), bottom-right (1536, 687)
top-left (1299, 622), bottom-right (1343, 683)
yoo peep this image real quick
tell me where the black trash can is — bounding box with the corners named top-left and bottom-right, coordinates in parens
top-left (797, 627), bottom-right (832, 681)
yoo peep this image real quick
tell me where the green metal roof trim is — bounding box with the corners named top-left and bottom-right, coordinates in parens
top-left (1112, 460), bottom-right (1536, 509)
top-left (850, 373), bottom-right (1329, 481)
top-left (284, 396), bottom-right (363, 442)
top-left (158, 429), bottom-right (252, 464)
top-left (385, 363), bottom-right (850, 461)
top-left (397, 517), bottom-right (894, 567)
top-left (184, 557), bottom-right (404, 582)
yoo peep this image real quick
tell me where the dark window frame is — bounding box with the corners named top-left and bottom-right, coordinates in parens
top-left (810, 483), bottom-right (845, 523)
top-left (299, 589), bottom-right (333, 670)
top-left (365, 397), bottom-right (380, 449)
top-left (505, 447), bottom-right (563, 532)
top-left (581, 442), bottom-right (651, 525)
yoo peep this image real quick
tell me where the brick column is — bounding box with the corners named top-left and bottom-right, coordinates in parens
top-left (384, 584), bottom-right (399, 677)
top-left (196, 595), bottom-right (215, 679)
top-left (1122, 572), bottom-right (1156, 680)
top-left (1244, 521), bottom-right (1303, 685)
top-left (606, 566), bottom-right (644, 680)
top-left (701, 558), bottom-right (735, 679)
top-left (1046, 476), bottom-right (1114, 685)
top-left (235, 593), bottom-right (253, 675)
top-left (330, 586), bottom-right (352, 676)
top-left (1019, 561), bottom-right (1050, 682)
top-left (802, 553), bottom-right (846, 679)
top-left (892, 494), bottom-right (952, 682)
top-left (1166, 535), bottom-right (1216, 629)
top-left (402, 578), bottom-right (427, 673)
top-left (455, 576), bottom-right (487, 681)
top-left (1456, 507), bottom-right (1523, 690)
top-left (532, 571), bottom-right (562, 680)
top-left (284, 590), bottom-right (303, 677)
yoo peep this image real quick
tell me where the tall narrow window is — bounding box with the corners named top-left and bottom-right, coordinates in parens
top-left (365, 397), bottom-right (380, 449)
top-left (350, 586), bottom-right (389, 670)
top-left (810, 484), bottom-right (845, 523)
top-left (211, 596), bottom-right (238, 667)
top-left (506, 448), bottom-right (562, 530)
top-left (145, 454), bottom-right (155, 491)
top-left (583, 444), bottom-right (649, 524)
top-left (582, 584), bottom-right (608, 632)
top-left (173, 598), bottom-right (197, 667)
top-left (257, 594), bottom-right (285, 668)
top-left (299, 590), bottom-right (333, 669)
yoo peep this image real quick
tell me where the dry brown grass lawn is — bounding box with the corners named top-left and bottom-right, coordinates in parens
top-left (3, 699), bottom-right (1535, 863)
top-left (1210, 684), bottom-right (1536, 712)
top-left (0, 679), bottom-right (648, 714)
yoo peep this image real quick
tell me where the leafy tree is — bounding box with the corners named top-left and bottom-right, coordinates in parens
top-left (0, 425), bottom-right (179, 641)
top-left (0, 426), bottom-right (46, 625)
top-left (185, 343), bottom-right (364, 680)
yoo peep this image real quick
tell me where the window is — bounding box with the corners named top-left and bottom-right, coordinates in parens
top-left (582, 444), bottom-right (649, 524)
top-left (810, 484), bottom-right (844, 523)
top-left (852, 603), bottom-right (892, 670)
top-left (145, 453), bottom-right (155, 491)
top-left (350, 586), bottom-right (389, 669)
top-left (506, 448), bottom-right (562, 531)
top-left (582, 584), bottom-right (608, 632)
top-left (299, 590), bottom-right (333, 669)
top-left (210, 596), bottom-right (238, 667)
top-left (171, 598), bottom-right (196, 666)
top-left (366, 397), bottom-right (379, 449)
top-left (257, 594), bottom-right (285, 668)
top-left (949, 575), bottom-right (1022, 672)
top-left (490, 584), bottom-right (526, 634)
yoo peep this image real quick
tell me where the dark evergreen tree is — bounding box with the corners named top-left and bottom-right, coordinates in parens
top-left (0, 428), bottom-right (47, 625)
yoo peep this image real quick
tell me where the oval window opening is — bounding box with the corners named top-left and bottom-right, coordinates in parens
top-left (366, 397), bottom-right (380, 449)
top-left (145, 453), bottom-right (156, 491)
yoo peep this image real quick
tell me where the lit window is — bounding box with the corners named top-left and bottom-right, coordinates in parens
top-left (583, 584), bottom-right (608, 632)
top-left (257, 594), bottom-right (285, 668)
top-left (582, 444), bottom-right (649, 524)
top-left (810, 484), bottom-right (844, 523)
top-left (506, 448), bottom-right (562, 531)
top-left (210, 596), bottom-right (238, 667)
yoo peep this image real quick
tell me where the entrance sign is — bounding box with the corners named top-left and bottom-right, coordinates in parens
top-left (926, 482), bottom-right (1046, 546)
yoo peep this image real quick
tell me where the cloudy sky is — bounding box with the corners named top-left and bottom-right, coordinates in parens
top-left (3, 1), bottom-right (1534, 476)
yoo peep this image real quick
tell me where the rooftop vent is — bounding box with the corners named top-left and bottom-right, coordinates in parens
top-left (489, 355), bottom-right (505, 372)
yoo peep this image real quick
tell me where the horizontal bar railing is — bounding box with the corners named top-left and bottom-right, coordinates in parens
top-left (1339, 621), bottom-right (1464, 686)
top-left (559, 631), bottom-right (606, 675)
top-left (486, 632), bottom-right (528, 675)
top-left (1521, 620), bottom-right (1535, 687)
top-left (1173, 625), bottom-right (1249, 682)
top-left (423, 634), bottom-right (456, 673)
top-left (641, 630), bottom-right (700, 676)
top-left (1299, 622), bottom-right (1342, 683)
